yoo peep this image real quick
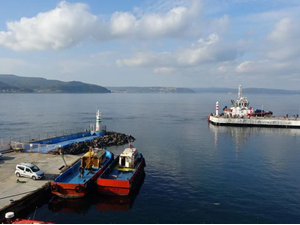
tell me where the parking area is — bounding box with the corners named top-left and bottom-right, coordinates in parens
top-left (0, 151), bottom-right (80, 210)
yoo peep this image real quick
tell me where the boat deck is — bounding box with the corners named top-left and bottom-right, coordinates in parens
top-left (55, 161), bottom-right (100, 184)
top-left (108, 165), bottom-right (136, 181)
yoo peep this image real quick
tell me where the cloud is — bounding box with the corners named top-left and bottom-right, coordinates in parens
top-left (154, 67), bottom-right (175, 74)
top-left (0, 1), bottom-right (98, 51)
top-left (0, 58), bottom-right (35, 73)
top-left (59, 60), bottom-right (92, 74)
top-left (117, 33), bottom-right (238, 71)
top-left (0, 0), bottom-right (204, 51)
top-left (266, 17), bottom-right (300, 60)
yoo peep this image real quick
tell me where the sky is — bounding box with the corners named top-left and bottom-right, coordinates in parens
top-left (0, 0), bottom-right (299, 89)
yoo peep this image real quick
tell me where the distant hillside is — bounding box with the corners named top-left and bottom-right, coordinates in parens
top-left (0, 74), bottom-right (111, 93)
top-left (106, 86), bottom-right (195, 93)
top-left (191, 87), bottom-right (300, 95)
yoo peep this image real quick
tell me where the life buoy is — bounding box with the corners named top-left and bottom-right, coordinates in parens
top-left (51, 184), bottom-right (59, 192)
top-left (75, 185), bottom-right (83, 193)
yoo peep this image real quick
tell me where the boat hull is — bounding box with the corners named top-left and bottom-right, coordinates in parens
top-left (4, 218), bottom-right (54, 224)
top-left (51, 150), bottom-right (114, 198)
top-left (50, 170), bottom-right (101, 198)
top-left (97, 157), bottom-right (145, 196)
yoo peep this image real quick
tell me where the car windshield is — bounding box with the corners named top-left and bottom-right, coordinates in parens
top-left (30, 165), bottom-right (40, 172)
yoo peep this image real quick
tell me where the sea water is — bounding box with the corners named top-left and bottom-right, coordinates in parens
top-left (1, 93), bottom-right (300, 224)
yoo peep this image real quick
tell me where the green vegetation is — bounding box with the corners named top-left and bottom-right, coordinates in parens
top-left (0, 74), bottom-right (111, 93)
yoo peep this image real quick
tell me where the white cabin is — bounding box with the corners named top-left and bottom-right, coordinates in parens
top-left (119, 147), bottom-right (138, 168)
top-left (224, 85), bottom-right (254, 117)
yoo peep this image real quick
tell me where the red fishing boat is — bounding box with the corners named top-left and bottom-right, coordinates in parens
top-left (3, 212), bottom-right (54, 224)
top-left (97, 144), bottom-right (146, 196)
top-left (50, 146), bottom-right (113, 198)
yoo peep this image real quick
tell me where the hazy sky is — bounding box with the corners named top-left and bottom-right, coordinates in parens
top-left (0, 0), bottom-right (299, 89)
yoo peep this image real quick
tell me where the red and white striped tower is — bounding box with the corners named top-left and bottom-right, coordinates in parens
top-left (216, 101), bottom-right (219, 116)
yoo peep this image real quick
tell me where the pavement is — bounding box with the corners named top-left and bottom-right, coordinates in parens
top-left (0, 151), bottom-right (80, 210)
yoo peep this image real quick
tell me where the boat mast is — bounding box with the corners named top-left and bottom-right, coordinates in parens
top-left (238, 85), bottom-right (242, 99)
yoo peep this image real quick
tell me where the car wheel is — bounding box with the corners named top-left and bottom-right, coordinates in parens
top-left (16, 172), bottom-right (20, 177)
top-left (32, 176), bottom-right (37, 180)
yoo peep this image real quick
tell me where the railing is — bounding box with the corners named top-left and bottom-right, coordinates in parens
top-left (1, 125), bottom-right (107, 153)
top-left (10, 141), bottom-right (61, 154)
top-left (4, 128), bottom-right (93, 143)
top-left (0, 138), bottom-right (12, 148)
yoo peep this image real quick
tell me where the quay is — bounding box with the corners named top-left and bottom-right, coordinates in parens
top-left (208, 115), bottom-right (300, 128)
top-left (0, 150), bottom-right (80, 221)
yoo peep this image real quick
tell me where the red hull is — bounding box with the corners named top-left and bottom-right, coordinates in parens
top-left (51, 161), bottom-right (111, 198)
top-left (97, 159), bottom-right (145, 196)
top-left (3, 219), bottom-right (54, 224)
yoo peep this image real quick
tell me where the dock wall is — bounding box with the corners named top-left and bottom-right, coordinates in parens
top-left (8, 131), bottom-right (106, 154)
top-left (209, 116), bottom-right (300, 128)
top-left (0, 184), bottom-right (51, 223)
top-left (31, 131), bottom-right (95, 144)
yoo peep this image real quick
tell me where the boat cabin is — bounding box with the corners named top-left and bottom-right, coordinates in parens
top-left (119, 147), bottom-right (138, 169)
top-left (81, 147), bottom-right (106, 169)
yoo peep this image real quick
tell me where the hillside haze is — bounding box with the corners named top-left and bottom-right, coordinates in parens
top-left (0, 74), bottom-right (111, 93)
top-left (1, 74), bottom-right (300, 94)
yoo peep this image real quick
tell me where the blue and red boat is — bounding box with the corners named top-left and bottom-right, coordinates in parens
top-left (50, 146), bottom-right (113, 198)
top-left (96, 144), bottom-right (146, 196)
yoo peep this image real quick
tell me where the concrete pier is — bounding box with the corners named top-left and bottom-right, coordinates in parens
top-left (209, 115), bottom-right (300, 128)
top-left (0, 151), bottom-right (80, 219)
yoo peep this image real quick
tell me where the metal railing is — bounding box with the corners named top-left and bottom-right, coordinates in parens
top-left (10, 141), bottom-right (61, 154)
top-left (1, 125), bottom-right (107, 153)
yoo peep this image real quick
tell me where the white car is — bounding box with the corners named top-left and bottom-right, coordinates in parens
top-left (0, 153), bottom-right (3, 158)
top-left (15, 163), bottom-right (44, 180)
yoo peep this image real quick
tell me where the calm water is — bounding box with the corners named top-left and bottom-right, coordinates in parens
top-left (1, 93), bottom-right (300, 224)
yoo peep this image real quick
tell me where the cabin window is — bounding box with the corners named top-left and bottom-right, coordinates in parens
top-left (121, 157), bottom-right (126, 167)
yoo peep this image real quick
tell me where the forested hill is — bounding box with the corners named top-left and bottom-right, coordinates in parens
top-left (106, 86), bottom-right (195, 93)
top-left (0, 74), bottom-right (111, 93)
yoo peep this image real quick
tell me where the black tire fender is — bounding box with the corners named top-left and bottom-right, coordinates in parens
top-left (51, 183), bottom-right (59, 192)
top-left (75, 185), bottom-right (83, 193)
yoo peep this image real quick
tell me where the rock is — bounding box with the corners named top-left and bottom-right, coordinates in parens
top-left (48, 132), bottom-right (135, 155)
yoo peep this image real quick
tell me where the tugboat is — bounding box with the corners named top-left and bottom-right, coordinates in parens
top-left (97, 143), bottom-right (146, 196)
top-left (221, 85), bottom-right (272, 118)
top-left (50, 146), bottom-right (113, 198)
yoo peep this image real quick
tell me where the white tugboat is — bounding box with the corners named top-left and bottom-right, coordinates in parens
top-left (220, 85), bottom-right (272, 118)
top-left (208, 85), bottom-right (300, 128)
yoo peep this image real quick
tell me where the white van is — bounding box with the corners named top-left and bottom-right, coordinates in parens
top-left (15, 163), bottom-right (44, 180)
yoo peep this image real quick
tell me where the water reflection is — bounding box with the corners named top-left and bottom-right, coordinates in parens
top-left (48, 172), bottom-right (146, 213)
top-left (209, 123), bottom-right (300, 151)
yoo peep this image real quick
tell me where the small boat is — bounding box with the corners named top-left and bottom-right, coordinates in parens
top-left (97, 144), bottom-right (146, 196)
top-left (50, 146), bottom-right (114, 198)
top-left (252, 109), bottom-right (273, 117)
top-left (3, 212), bottom-right (54, 224)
